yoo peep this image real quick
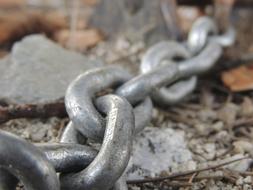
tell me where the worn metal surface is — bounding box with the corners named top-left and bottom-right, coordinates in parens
top-left (0, 16), bottom-right (236, 190)
top-left (61, 95), bottom-right (134, 190)
top-left (187, 16), bottom-right (218, 54)
top-left (38, 143), bottom-right (97, 173)
top-left (140, 41), bottom-right (196, 105)
top-left (140, 40), bottom-right (223, 106)
top-left (116, 62), bottom-right (179, 105)
top-left (65, 66), bottom-right (152, 141)
top-left (0, 130), bottom-right (60, 190)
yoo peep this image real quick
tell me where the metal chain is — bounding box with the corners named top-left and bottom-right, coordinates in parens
top-left (0, 16), bottom-right (235, 190)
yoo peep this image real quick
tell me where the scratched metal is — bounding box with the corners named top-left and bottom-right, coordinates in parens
top-left (61, 95), bottom-right (134, 190)
top-left (187, 16), bottom-right (235, 54)
top-left (65, 66), bottom-right (152, 142)
top-left (38, 143), bottom-right (97, 173)
top-left (0, 133), bottom-right (98, 190)
top-left (0, 130), bottom-right (60, 190)
top-left (0, 16), bottom-right (236, 190)
top-left (140, 41), bottom-right (197, 105)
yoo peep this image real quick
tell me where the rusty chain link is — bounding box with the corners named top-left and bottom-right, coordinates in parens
top-left (0, 16), bottom-right (235, 190)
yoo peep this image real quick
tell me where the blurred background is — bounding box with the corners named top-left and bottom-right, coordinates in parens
top-left (0, 0), bottom-right (252, 55)
top-left (1, 1), bottom-right (253, 189)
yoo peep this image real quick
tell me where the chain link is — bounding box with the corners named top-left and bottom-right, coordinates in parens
top-left (187, 16), bottom-right (218, 54)
top-left (0, 131), bottom-right (60, 190)
top-left (61, 95), bottom-right (134, 190)
top-left (140, 41), bottom-right (197, 105)
top-left (0, 16), bottom-right (235, 190)
top-left (65, 66), bottom-right (153, 142)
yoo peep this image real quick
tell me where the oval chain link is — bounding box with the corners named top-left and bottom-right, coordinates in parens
top-left (65, 66), bottom-right (153, 142)
top-left (140, 41), bottom-right (197, 105)
top-left (61, 95), bottom-right (134, 190)
top-left (0, 16), bottom-right (235, 190)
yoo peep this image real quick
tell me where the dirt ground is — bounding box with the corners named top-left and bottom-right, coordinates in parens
top-left (1, 1), bottom-right (253, 190)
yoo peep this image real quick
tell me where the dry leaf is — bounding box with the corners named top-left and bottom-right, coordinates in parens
top-left (221, 65), bottom-right (253, 92)
top-left (54, 29), bottom-right (104, 51)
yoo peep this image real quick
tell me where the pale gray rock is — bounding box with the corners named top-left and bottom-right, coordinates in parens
top-left (0, 35), bottom-right (101, 104)
top-left (29, 124), bottom-right (49, 142)
top-left (223, 154), bottom-right (252, 172)
top-left (127, 127), bottom-right (192, 179)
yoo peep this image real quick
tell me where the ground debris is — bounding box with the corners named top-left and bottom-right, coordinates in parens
top-left (1, 3), bottom-right (253, 190)
top-left (127, 127), bottom-right (193, 180)
top-left (54, 28), bottom-right (104, 51)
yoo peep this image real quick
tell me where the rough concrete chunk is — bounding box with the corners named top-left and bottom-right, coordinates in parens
top-left (0, 35), bottom-right (102, 104)
top-left (127, 127), bottom-right (192, 179)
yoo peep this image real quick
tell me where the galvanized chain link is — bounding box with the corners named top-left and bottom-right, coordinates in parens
top-left (0, 16), bottom-right (235, 190)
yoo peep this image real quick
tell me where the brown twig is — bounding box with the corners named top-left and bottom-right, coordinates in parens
top-left (185, 172), bottom-right (197, 190)
top-left (163, 181), bottom-right (192, 187)
top-left (175, 175), bottom-right (223, 181)
top-left (0, 102), bottom-right (67, 124)
top-left (127, 156), bottom-right (251, 184)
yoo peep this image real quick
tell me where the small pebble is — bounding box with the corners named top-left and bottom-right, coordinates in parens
top-left (243, 176), bottom-right (252, 184)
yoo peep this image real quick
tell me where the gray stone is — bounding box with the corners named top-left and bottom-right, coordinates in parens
top-left (127, 127), bottom-right (192, 179)
top-left (0, 35), bottom-right (102, 104)
top-left (29, 124), bottom-right (49, 142)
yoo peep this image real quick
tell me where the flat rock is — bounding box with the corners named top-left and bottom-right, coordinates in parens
top-left (127, 127), bottom-right (193, 179)
top-left (0, 35), bottom-right (101, 104)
